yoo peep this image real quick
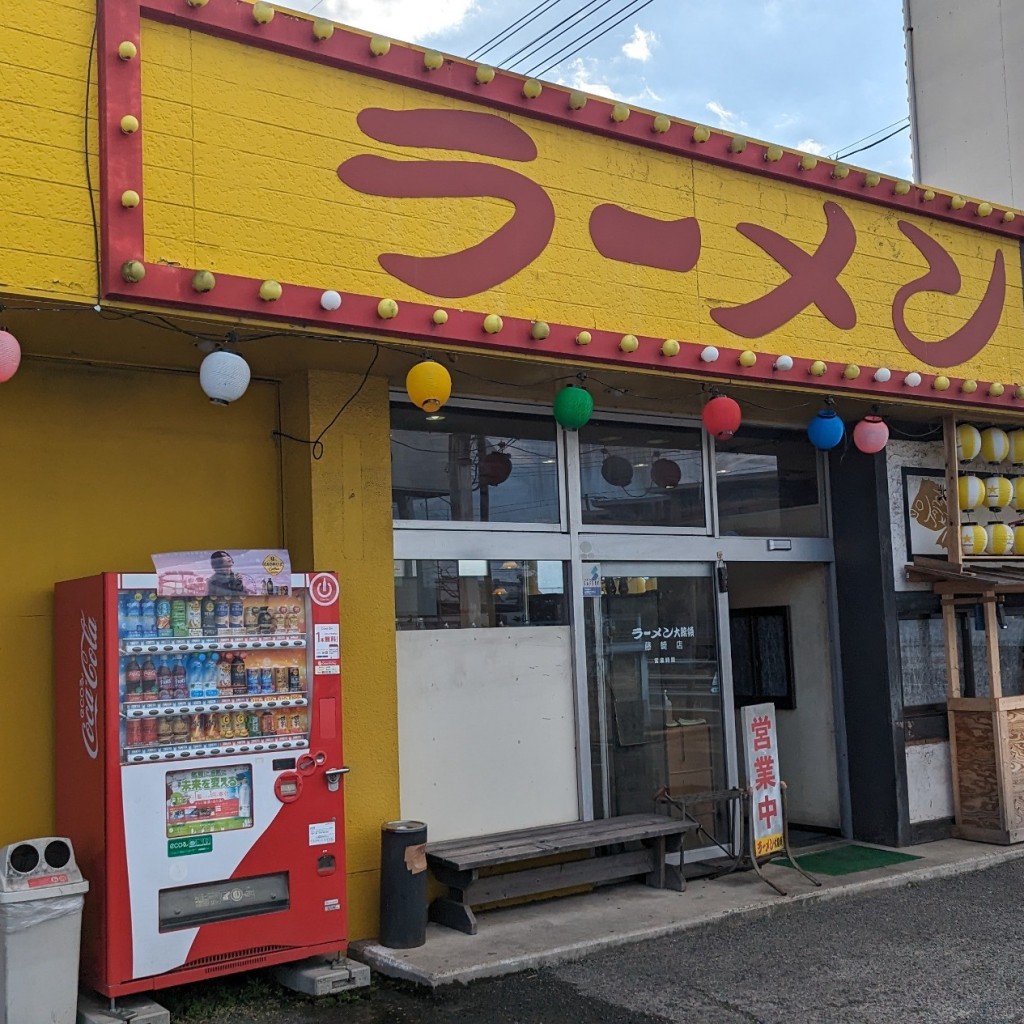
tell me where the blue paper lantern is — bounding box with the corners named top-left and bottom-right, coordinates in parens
top-left (807, 408), bottom-right (845, 450)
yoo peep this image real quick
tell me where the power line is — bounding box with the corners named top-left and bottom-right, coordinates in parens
top-left (829, 117), bottom-right (910, 160)
top-left (498, 0), bottom-right (613, 70)
top-left (835, 122), bottom-right (910, 162)
top-left (528, 0), bottom-right (657, 79)
top-left (468, 0), bottom-right (565, 60)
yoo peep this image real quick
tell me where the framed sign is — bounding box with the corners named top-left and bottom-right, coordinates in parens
top-left (902, 468), bottom-right (951, 558)
top-left (739, 703), bottom-right (784, 858)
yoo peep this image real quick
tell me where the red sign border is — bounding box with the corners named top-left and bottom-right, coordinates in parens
top-left (97, 0), bottom-right (1024, 408)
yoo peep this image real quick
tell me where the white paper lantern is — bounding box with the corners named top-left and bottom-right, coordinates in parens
top-left (320, 290), bottom-right (342, 311)
top-left (200, 350), bottom-right (250, 405)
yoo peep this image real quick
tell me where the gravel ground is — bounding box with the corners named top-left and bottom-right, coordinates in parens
top-left (158, 859), bottom-right (1024, 1024)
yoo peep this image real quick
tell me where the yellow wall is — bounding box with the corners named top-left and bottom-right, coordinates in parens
top-left (280, 370), bottom-right (398, 938)
top-left (0, 359), bottom-right (283, 838)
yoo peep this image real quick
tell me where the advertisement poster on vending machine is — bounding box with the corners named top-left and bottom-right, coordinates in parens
top-left (152, 549), bottom-right (292, 598)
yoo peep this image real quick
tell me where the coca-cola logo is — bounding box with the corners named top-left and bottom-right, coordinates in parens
top-left (79, 611), bottom-right (100, 759)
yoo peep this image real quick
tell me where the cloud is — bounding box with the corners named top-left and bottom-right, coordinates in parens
top-left (622, 24), bottom-right (657, 62)
top-left (304, 0), bottom-right (478, 42)
top-left (554, 58), bottom-right (616, 100)
top-left (796, 138), bottom-right (826, 156)
top-left (705, 100), bottom-right (747, 131)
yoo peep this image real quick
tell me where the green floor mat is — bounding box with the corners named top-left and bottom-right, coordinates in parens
top-left (776, 843), bottom-right (921, 876)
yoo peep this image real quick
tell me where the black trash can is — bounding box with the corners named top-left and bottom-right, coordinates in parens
top-left (379, 820), bottom-right (428, 949)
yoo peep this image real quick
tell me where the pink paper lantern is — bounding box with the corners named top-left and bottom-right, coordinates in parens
top-left (0, 330), bottom-right (21, 383)
top-left (853, 415), bottom-right (889, 454)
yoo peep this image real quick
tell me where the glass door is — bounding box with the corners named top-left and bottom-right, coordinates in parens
top-left (583, 562), bottom-right (733, 855)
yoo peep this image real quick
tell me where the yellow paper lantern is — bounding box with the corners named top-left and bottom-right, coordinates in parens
top-left (961, 524), bottom-right (987, 556)
top-left (956, 424), bottom-right (982, 462)
top-left (1009, 429), bottom-right (1024, 465)
top-left (987, 523), bottom-right (1014, 555)
top-left (958, 475), bottom-right (985, 511)
top-left (1014, 528), bottom-right (1024, 555)
top-left (1013, 478), bottom-right (1024, 510)
top-left (985, 476), bottom-right (1013, 511)
top-left (981, 427), bottom-right (1010, 463)
top-left (406, 360), bottom-right (452, 414)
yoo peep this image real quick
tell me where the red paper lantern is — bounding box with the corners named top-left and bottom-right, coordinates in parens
top-left (651, 458), bottom-right (682, 489)
top-left (0, 330), bottom-right (21, 383)
top-left (852, 415), bottom-right (889, 454)
top-left (480, 450), bottom-right (513, 486)
top-left (701, 395), bottom-right (741, 440)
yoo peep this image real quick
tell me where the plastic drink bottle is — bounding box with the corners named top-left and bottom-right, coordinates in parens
top-left (201, 598), bottom-right (217, 636)
top-left (156, 657), bottom-right (172, 700)
top-left (217, 654), bottom-right (232, 695)
top-left (184, 655), bottom-right (202, 700)
top-left (204, 654), bottom-right (220, 699)
top-left (125, 656), bottom-right (143, 701)
top-left (141, 593), bottom-right (157, 635)
top-left (155, 597), bottom-right (172, 637)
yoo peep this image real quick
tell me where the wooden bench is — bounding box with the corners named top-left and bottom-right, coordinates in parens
top-left (426, 813), bottom-right (698, 935)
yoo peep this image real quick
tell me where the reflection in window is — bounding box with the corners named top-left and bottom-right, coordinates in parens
top-left (578, 420), bottom-right (706, 528)
top-left (715, 428), bottom-right (826, 537)
top-left (394, 560), bottom-right (568, 630)
top-left (391, 405), bottom-right (560, 524)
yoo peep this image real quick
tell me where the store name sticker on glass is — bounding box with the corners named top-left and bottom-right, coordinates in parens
top-left (315, 623), bottom-right (341, 660)
top-left (309, 821), bottom-right (337, 846)
top-left (582, 563), bottom-right (602, 597)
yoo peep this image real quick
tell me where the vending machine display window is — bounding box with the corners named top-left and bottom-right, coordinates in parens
top-left (118, 588), bottom-right (312, 764)
top-left (166, 765), bottom-right (254, 838)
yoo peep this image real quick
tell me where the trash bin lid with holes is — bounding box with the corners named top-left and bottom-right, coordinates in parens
top-left (0, 838), bottom-right (88, 903)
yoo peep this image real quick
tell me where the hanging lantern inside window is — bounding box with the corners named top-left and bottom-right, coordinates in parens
top-left (651, 458), bottom-right (682, 489)
top-left (199, 350), bottom-right (250, 405)
top-left (552, 385), bottom-right (594, 430)
top-left (601, 454), bottom-right (633, 487)
top-left (0, 329), bottom-right (21, 383)
top-left (852, 415), bottom-right (889, 454)
top-left (405, 359), bottom-right (452, 413)
top-left (958, 475), bottom-right (985, 511)
top-left (980, 426), bottom-right (1010, 463)
top-left (701, 395), bottom-right (741, 440)
top-left (956, 424), bottom-right (982, 462)
top-left (961, 523), bottom-right (987, 555)
top-left (807, 407), bottom-right (845, 450)
top-left (480, 450), bottom-right (513, 486)
top-left (984, 476), bottom-right (1012, 512)
top-left (986, 522), bottom-right (1014, 555)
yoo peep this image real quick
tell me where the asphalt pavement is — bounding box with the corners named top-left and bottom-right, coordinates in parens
top-left (160, 858), bottom-right (1024, 1024)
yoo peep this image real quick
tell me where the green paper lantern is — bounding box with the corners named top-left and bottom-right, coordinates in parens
top-left (553, 386), bottom-right (594, 430)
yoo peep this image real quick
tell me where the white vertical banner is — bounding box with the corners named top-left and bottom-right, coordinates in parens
top-left (740, 702), bottom-right (784, 858)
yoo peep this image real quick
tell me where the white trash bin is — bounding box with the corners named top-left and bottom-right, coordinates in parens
top-left (0, 837), bottom-right (89, 1024)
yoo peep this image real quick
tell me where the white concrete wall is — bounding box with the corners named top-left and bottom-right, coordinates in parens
top-left (906, 0), bottom-right (1024, 206)
top-left (396, 626), bottom-right (579, 841)
top-left (906, 740), bottom-right (955, 823)
top-left (728, 564), bottom-right (840, 828)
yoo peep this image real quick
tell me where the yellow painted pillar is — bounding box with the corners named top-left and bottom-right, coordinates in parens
top-left (280, 369), bottom-right (398, 940)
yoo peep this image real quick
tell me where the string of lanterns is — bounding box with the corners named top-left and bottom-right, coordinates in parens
top-left (955, 423), bottom-right (1024, 555)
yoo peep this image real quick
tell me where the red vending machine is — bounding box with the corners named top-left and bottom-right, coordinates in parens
top-left (54, 570), bottom-right (348, 997)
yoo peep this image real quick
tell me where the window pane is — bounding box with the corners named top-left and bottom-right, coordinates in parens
top-left (716, 428), bottom-right (826, 537)
top-left (391, 405), bottom-right (560, 524)
top-left (395, 560), bottom-right (568, 630)
top-left (579, 420), bottom-right (706, 528)
top-left (898, 616), bottom-right (948, 706)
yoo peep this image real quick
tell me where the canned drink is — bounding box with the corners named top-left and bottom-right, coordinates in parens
top-left (229, 600), bottom-right (244, 633)
top-left (287, 666), bottom-right (301, 691)
top-left (125, 719), bottom-right (143, 746)
top-left (157, 718), bottom-right (173, 745)
top-left (275, 712), bottom-right (289, 733)
top-left (171, 598), bottom-right (188, 638)
top-left (218, 712), bottom-right (234, 739)
top-left (260, 667), bottom-right (274, 694)
top-left (247, 712), bottom-right (262, 737)
top-left (189, 714), bottom-right (205, 744)
top-left (233, 711), bottom-right (249, 738)
top-left (273, 667), bottom-right (288, 693)
top-left (205, 714), bottom-right (221, 741)
top-left (246, 668), bottom-right (261, 695)
top-left (214, 599), bottom-right (229, 634)
top-left (261, 711), bottom-right (275, 735)
top-left (289, 713), bottom-right (303, 734)
top-left (171, 716), bottom-right (189, 744)
top-left (244, 603), bottom-right (260, 632)
top-left (141, 717), bottom-right (159, 745)
top-left (186, 598), bottom-right (202, 636)
top-left (293, 709), bottom-right (308, 733)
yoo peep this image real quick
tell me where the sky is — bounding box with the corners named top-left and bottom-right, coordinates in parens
top-left (285, 0), bottom-right (914, 178)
